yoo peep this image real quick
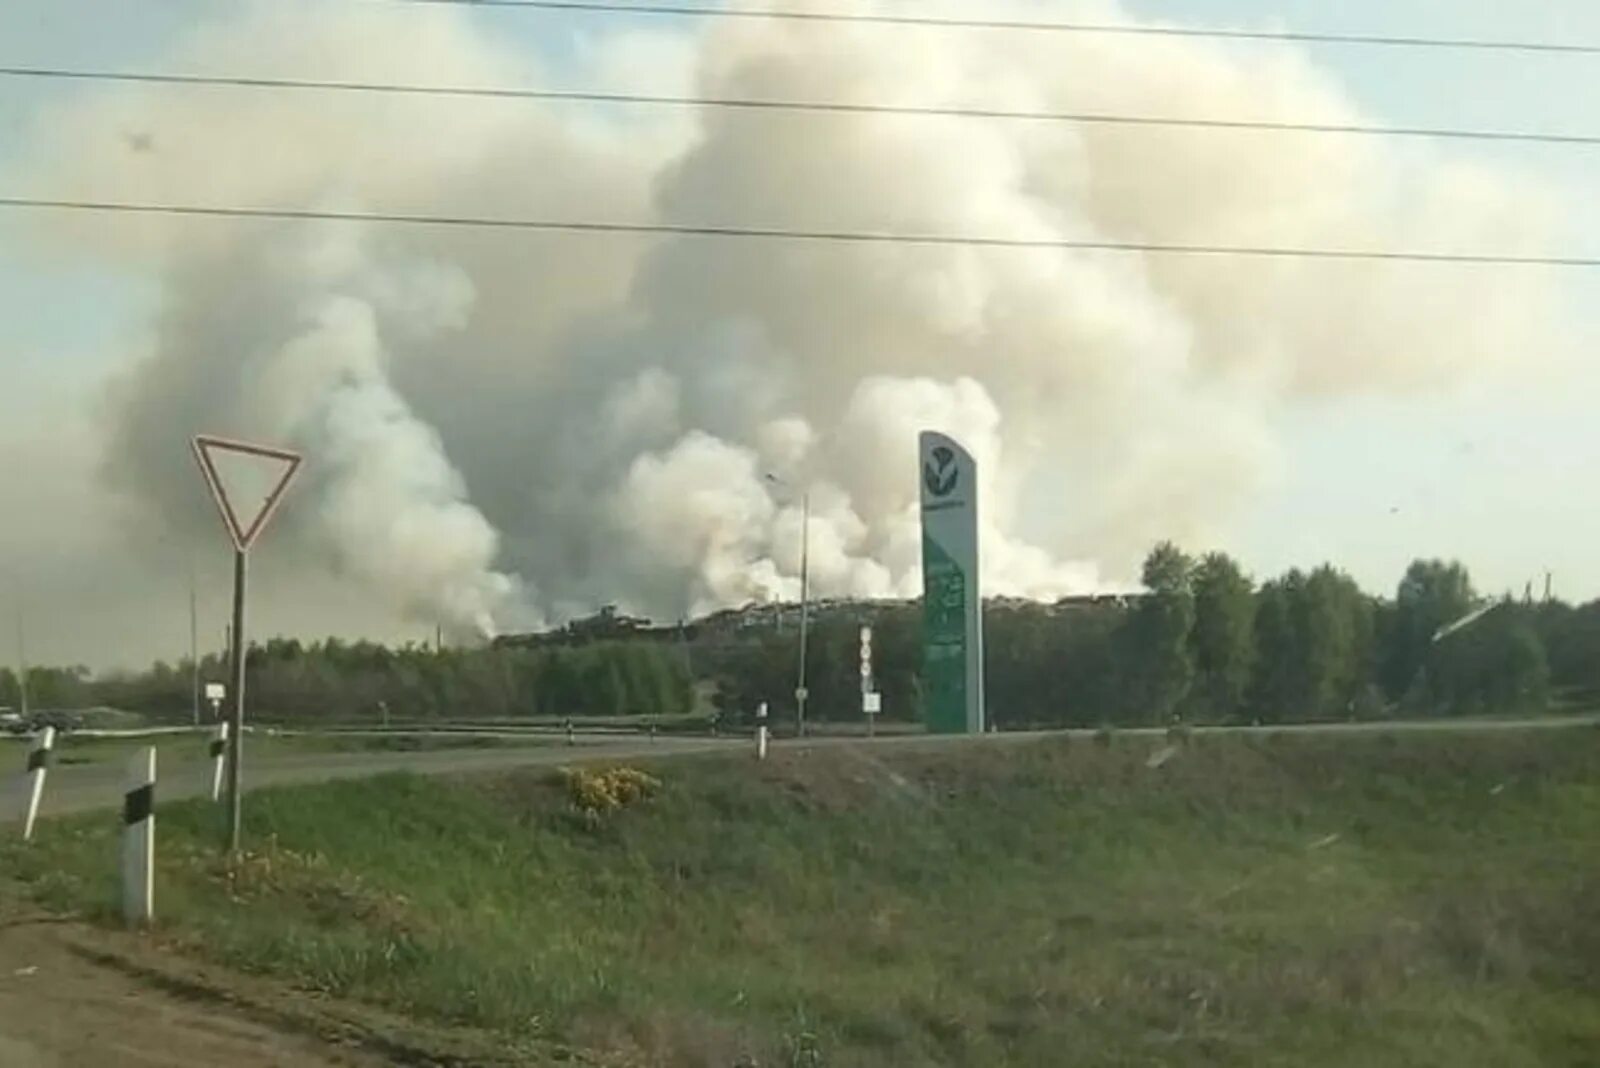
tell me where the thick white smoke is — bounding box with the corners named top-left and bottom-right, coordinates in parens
top-left (104, 224), bottom-right (527, 635)
top-left (9, 0), bottom-right (1575, 634)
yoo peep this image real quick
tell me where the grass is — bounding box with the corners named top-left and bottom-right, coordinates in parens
top-left (4, 730), bottom-right (1599, 1066)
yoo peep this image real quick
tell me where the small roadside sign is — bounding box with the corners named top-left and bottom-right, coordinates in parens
top-left (204, 683), bottom-right (225, 702)
top-left (863, 692), bottom-right (882, 714)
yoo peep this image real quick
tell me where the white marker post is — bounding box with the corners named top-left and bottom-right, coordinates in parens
top-left (755, 701), bottom-right (769, 761)
top-left (860, 625), bottom-right (878, 738)
top-left (20, 726), bottom-right (54, 841)
top-left (208, 721), bottom-right (229, 802)
top-left (122, 746), bottom-right (155, 926)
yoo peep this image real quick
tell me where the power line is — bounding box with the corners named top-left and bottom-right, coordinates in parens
top-left (3, 195), bottom-right (1596, 268)
top-left (382, 0), bottom-right (1600, 57)
top-left (6, 65), bottom-right (1599, 148)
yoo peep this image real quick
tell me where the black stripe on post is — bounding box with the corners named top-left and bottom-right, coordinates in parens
top-left (26, 748), bottom-right (52, 773)
top-left (123, 784), bottom-right (154, 826)
top-left (209, 739), bottom-right (226, 759)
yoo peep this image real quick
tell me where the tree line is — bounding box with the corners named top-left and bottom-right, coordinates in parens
top-left (705, 550), bottom-right (1586, 727)
top-left (2, 638), bottom-right (695, 724)
top-left (3, 549), bottom-right (1595, 727)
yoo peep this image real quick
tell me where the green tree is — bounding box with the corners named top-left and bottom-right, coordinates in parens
top-left (1189, 552), bottom-right (1255, 720)
top-left (1430, 603), bottom-right (1549, 714)
top-left (1298, 566), bottom-right (1372, 720)
top-left (1383, 559), bottom-right (1476, 701)
top-left (985, 603), bottom-right (1059, 729)
top-left (1250, 566), bottom-right (1372, 722)
top-left (1535, 600), bottom-right (1600, 698)
top-left (1122, 542), bottom-right (1195, 724)
top-left (1250, 571), bottom-right (1302, 722)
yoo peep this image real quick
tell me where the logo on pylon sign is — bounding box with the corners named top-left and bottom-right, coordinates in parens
top-left (923, 445), bottom-right (958, 497)
top-left (191, 435), bottom-right (303, 552)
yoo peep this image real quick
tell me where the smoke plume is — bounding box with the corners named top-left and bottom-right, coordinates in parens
top-left (9, 0), bottom-right (1574, 637)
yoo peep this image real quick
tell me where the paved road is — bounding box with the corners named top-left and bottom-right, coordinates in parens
top-left (9, 714), bottom-right (1597, 822)
top-left (7, 735), bottom-right (742, 822)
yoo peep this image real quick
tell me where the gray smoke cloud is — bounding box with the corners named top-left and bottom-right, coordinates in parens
top-left (7, 0), bottom-right (1575, 640)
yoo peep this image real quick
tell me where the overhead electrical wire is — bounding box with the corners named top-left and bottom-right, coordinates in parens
top-left (5, 66), bottom-right (1599, 149)
top-left (378, 0), bottom-right (1600, 57)
top-left (2, 195), bottom-right (1596, 269)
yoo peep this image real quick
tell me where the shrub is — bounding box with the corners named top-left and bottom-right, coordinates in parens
top-left (564, 766), bottom-right (660, 818)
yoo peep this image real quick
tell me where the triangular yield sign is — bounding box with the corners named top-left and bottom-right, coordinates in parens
top-left (191, 434), bottom-right (303, 552)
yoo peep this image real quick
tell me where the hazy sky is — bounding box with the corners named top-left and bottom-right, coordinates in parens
top-left (2, 1), bottom-right (1598, 669)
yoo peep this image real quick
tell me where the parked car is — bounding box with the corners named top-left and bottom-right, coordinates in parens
top-left (13, 709), bottom-right (85, 735)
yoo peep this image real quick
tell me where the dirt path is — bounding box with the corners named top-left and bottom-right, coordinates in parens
top-left (0, 914), bottom-right (504, 1067)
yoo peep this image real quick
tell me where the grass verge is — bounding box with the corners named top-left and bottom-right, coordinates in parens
top-left (4, 730), bottom-right (1599, 1066)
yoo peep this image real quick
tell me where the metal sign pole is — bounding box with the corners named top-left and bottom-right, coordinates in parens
top-left (189, 558), bottom-right (200, 728)
top-left (190, 432), bottom-right (300, 856)
top-left (225, 548), bottom-right (247, 853)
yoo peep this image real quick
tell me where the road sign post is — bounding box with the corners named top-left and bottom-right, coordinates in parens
top-left (226, 547), bottom-right (246, 848)
top-left (191, 434), bottom-right (301, 854)
top-left (205, 681), bottom-right (225, 721)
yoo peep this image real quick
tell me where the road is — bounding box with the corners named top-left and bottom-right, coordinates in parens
top-left (9, 713), bottom-right (1598, 822)
top-left (9, 734), bottom-right (741, 821)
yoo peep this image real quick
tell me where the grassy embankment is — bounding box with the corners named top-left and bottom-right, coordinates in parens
top-left (4, 729), bottom-right (1598, 1066)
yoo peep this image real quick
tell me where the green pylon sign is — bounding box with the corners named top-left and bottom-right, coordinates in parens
top-left (919, 431), bottom-right (985, 734)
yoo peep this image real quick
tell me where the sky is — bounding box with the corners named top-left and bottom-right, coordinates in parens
top-left (1, 0), bottom-right (1598, 669)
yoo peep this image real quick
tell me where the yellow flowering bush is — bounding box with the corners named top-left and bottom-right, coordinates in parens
top-left (564, 766), bottom-right (660, 817)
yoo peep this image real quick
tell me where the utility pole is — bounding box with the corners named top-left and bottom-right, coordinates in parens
top-left (796, 489), bottom-right (811, 737)
top-left (764, 473), bottom-right (812, 735)
top-left (14, 599), bottom-right (29, 721)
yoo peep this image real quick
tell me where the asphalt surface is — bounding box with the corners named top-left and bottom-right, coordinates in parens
top-left (8, 735), bottom-right (741, 821)
top-left (8, 714), bottom-right (1598, 822)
